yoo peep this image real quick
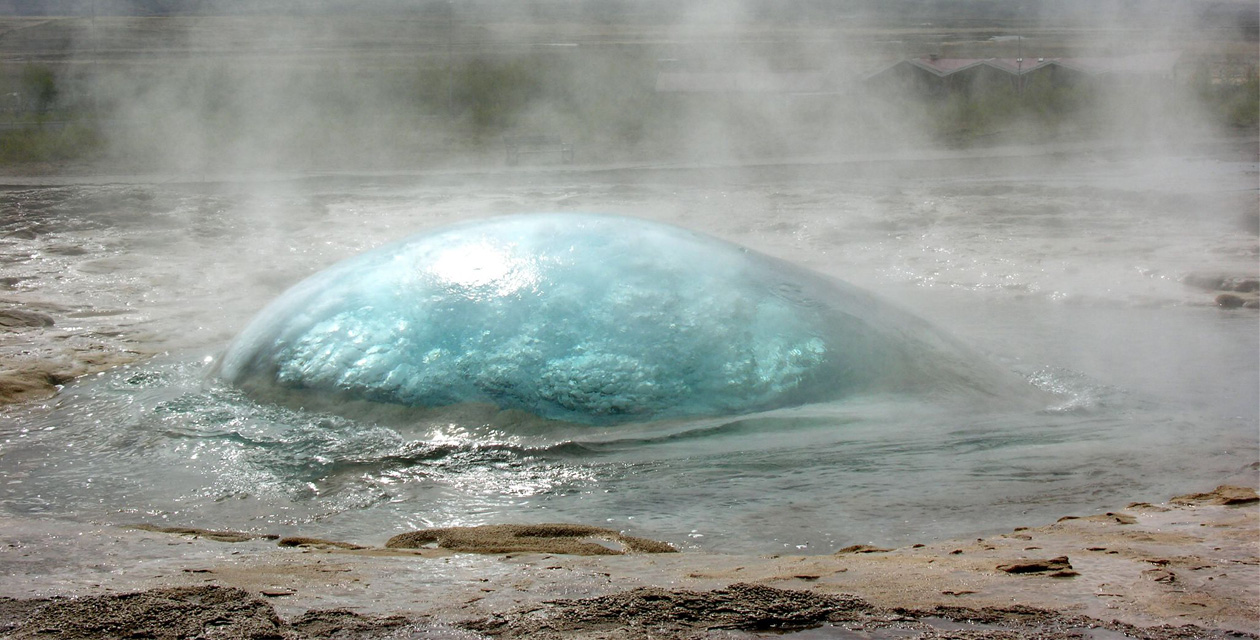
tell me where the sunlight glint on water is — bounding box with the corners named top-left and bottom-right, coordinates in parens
top-left (1, 331), bottom-right (1253, 554)
top-left (0, 159), bottom-right (1256, 554)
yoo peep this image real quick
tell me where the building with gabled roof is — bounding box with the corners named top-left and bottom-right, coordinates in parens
top-left (864, 52), bottom-right (1183, 96)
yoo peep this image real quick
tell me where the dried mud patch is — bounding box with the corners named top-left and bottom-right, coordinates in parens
top-left (465, 585), bottom-right (1258, 640)
top-left (385, 523), bottom-right (676, 556)
top-left (124, 524), bottom-right (281, 543)
top-left (1170, 485), bottom-right (1259, 506)
top-left (0, 585), bottom-right (412, 640)
top-left (464, 582), bottom-right (870, 638)
top-left (0, 302), bottom-right (150, 405)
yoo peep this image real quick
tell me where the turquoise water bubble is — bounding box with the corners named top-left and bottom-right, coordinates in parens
top-left (219, 214), bottom-right (1030, 424)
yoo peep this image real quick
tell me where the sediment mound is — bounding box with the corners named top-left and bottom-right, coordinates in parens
top-left (0, 586), bottom-right (410, 640)
top-left (385, 523), bottom-right (676, 555)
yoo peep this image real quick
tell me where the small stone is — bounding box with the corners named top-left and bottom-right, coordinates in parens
top-left (1232, 279), bottom-right (1260, 293)
top-left (123, 524), bottom-right (270, 543)
top-left (1060, 512), bottom-right (1136, 525)
top-left (1215, 293), bottom-right (1245, 308)
top-left (385, 523), bottom-right (675, 555)
top-left (277, 536), bottom-right (365, 550)
top-left (0, 308), bottom-right (55, 329)
top-left (1170, 485), bottom-right (1259, 506)
top-left (997, 556), bottom-right (1073, 574)
top-left (833, 544), bottom-right (892, 555)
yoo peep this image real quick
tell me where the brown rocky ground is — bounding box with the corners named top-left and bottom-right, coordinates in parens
top-left (0, 585), bottom-right (413, 640)
top-left (385, 523), bottom-right (679, 556)
top-left (1, 485), bottom-right (1256, 639)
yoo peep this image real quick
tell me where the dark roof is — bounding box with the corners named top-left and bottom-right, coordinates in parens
top-left (865, 52), bottom-right (1182, 81)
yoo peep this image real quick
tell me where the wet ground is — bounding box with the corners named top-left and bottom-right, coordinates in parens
top-left (1, 484), bottom-right (1256, 639)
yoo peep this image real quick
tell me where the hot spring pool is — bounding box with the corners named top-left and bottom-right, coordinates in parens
top-left (1, 148), bottom-right (1256, 553)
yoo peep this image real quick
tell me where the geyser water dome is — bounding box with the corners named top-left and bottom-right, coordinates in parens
top-left (219, 214), bottom-right (1033, 424)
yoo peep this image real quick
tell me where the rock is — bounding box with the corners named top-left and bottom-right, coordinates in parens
top-left (1, 586), bottom-right (409, 639)
top-left (834, 544), bottom-right (893, 555)
top-left (125, 524), bottom-right (279, 543)
top-left (1215, 293), bottom-right (1246, 308)
top-left (996, 556), bottom-right (1074, 575)
top-left (1233, 279), bottom-right (1260, 293)
top-left (1184, 273), bottom-right (1260, 293)
top-left (4, 586), bottom-right (284, 640)
top-left (1059, 512), bottom-right (1137, 525)
top-left (277, 536), bottom-right (365, 550)
top-left (1125, 502), bottom-right (1170, 512)
top-left (1169, 485), bottom-right (1260, 506)
top-left (1142, 568), bottom-right (1177, 583)
top-left (288, 609), bottom-right (409, 638)
top-left (385, 523), bottom-right (676, 555)
top-left (1182, 274), bottom-right (1259, 309)
top-left (0, 366), bottom-right (66, 404)
top-left (0, 308), bottom-right (54, 329)
top-left (464, 583), bottom-right (870, 637)
top-left (0, 349), bottom-right (147, 406)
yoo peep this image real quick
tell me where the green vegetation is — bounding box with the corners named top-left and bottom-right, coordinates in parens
top-left (920, 77), bottom-right (1099, 141)
top-left (0, 122), bottom-right (102, 164)
top-left (1198, 74), bottom-right (1260, 128)
top-left (19, 64), bottom-right (58, 113)
top-left (412, 52), bottom-right (659, 145)
top-left (0, 64), bottom-right (103, 164)
top-left (0, 49), bottom-right (1254, 169)
top-left (884, 67), bottom-right (1259, 146)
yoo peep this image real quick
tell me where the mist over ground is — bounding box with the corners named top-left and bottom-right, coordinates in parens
top-left (0, 0), bottom-right (1255, 173)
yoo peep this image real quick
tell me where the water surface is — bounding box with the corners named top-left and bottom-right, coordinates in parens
top-left (2, 147), bottom-right (1256, 553)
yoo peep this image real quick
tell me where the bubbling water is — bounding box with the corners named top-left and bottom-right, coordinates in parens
top-left (218, 214), bottom-right (1041, 425)
top-left (1, 342), bottom-right (1252, 554)
top-left (0, 150), bottom-right (1255, 553)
